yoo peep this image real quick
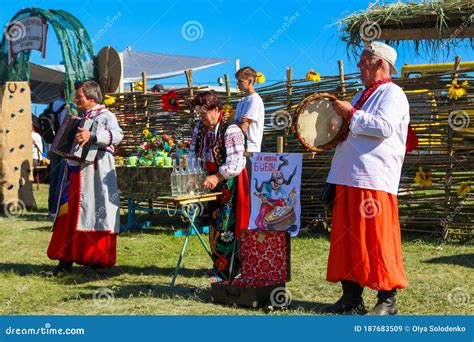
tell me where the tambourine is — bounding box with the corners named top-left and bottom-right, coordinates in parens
top-left (293, 93), bottom-right (349, 152)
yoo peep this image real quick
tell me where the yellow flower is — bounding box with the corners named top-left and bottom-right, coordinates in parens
top-left (457, 181), bottom-right (472, 196)
top-left (221, 103), bottom-right (235, 118)
top-left (256, 72), bottom-right (266, 84)
top-left (414, 166), bottom-right (433, 187)
top-left (305, 69), bottom-right (321, 82)
top-left (143, 129), bottom-right (149, 136)
top-left (103, 95), bottom-right (116, 107)
top-left (151, 137), bottom-right (156, 142)
top-left (135, 81), bottom-right (144, 91)
top-left (447, 80), bottom-right (468, 100)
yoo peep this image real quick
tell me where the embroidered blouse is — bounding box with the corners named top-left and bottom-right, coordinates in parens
top-left (188, 121), bottom-right (246, 179)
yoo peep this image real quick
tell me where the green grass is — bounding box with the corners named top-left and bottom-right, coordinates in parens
top-left (0, 185), bottom-right (473, 315)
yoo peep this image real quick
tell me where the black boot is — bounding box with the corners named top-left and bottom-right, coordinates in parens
top-left (324, 281), bottom-right (365, 314)
top-left (367, 289), bottom-right (398, 315)
top-left (43, 261), bottom-right (73, 276)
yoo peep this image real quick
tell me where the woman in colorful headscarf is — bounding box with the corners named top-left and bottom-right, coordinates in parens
top-left (188, 91), bottom-right (250, 281)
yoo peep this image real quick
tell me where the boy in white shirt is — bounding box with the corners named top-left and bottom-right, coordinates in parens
top-left (234, 67), bottom-right (265, 153)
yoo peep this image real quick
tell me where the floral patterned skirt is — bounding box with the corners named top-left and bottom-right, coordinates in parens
top-left (207, 163), bottom-right (249, 279)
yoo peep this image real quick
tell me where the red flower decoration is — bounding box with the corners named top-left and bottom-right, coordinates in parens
top-left (215, 255), bottom-right (229, 271)
top-left (161, 90), bottom-right (181, 111)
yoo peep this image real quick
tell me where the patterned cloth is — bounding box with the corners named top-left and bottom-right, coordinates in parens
top-left (240, 230), bottom-right (288, 281)
top-left (219, 230), bottom-right (289, 287)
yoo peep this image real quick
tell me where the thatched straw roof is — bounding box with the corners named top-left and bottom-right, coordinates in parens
top-left (340, 0), bottom-right (474, 57)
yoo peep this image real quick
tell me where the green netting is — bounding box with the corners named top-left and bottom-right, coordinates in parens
top-left (0, 8), bottom-right (96, 112)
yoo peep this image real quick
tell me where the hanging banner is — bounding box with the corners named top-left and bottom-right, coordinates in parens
top-left (7, 16), bottom-right (48, 64)
top-left (249, 153), bottom-right (303, 237)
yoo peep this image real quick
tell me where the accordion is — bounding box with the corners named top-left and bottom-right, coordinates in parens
top-left (50, 114), bottom-right (99, 164)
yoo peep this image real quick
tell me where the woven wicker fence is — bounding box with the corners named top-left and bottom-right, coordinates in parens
top-left (109, 65), bottom-right (474, 239)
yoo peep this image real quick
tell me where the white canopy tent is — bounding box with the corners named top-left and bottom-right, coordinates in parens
top-left (29, 48), bottom-right (231, 104)
top-left (121, 48), bottom-right (230, 83)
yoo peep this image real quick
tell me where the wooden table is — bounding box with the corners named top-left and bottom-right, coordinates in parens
top-left (160, 192), bottom-right (222, 288)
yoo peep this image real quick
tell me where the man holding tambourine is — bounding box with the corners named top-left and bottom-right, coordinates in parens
top-left (324, 42), bottom-right (414, 315)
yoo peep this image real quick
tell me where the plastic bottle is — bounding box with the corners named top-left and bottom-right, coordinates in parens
top-left (179, 157), bottom-right (188, 195)
top-left (199, 158), bottom-right (209, 193)
top-left (195, 158), bottom-right (203, 194)
top-left (171, 159), bottom-right (179, 196)
top-left (187, 159), bottom-right (196, 195)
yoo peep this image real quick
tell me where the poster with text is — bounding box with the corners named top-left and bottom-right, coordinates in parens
top-left (249, 153), bottom-right (302, 237)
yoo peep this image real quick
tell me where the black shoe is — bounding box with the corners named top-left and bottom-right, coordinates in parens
top-left (324, 297), bottom-right (365, 314)
top-left (82, 265), bottom-right (101, 279)
top-left (367, 290), bottom-right (398, 315)
top-left (324, 280), bottom-right (365, 314)
top-left (42, 261), bottom-right (73, 277)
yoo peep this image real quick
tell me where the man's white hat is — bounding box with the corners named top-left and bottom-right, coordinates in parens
top-left (364, 41), bottom-right (398, 74)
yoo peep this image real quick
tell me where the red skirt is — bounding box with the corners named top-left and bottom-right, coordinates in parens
top-left (47, 165), bottom-right (117, 268)
top-left (326, 185), bottom-right (408, 291)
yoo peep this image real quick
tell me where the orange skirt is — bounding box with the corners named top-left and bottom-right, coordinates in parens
top-left (326, 185), bottom-right (407, 291)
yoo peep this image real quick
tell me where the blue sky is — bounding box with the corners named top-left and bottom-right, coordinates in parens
top-left (1, 0), bottom-right (473, 89)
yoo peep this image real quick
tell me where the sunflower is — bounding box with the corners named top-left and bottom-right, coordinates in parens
top-left (221, 103), bottom-right (235, 118)
top-left (457, 181), bottom-right (472, 196)
top-left (256, 72), bottom-right (266, 84)
top-left (447, 80), bottom-right (468, 100)
top-left (414, 166), bottom-right (433, 187)
top-left (305, 69), bottom-right (321, 82)
top-left (134, 81), bottom-right (144, 92)
top-left (103, 95), bottom-right (116, 107)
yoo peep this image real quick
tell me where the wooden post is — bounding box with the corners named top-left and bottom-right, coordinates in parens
top-left (235, 59), bottom-right (240, 72)
top-left (284, 67), bottom-right (293, 152)
top-left (338, 60), bottom-right (345, 98)
top-left (452, 56), bottom-right (461, 83)
top-left (277, 136), bottom-right (284, 153)
top-left (130, 82), bottom-right (137, 119)
top-left (141, 72), bottom-right (147, 94)
top-left (224, 74), bottom-right (231, 100)
top-left (442, 56), bottom-right (461, 240)
top-left (118, 52), bottom-right (124, 93)
top-left (286, 67), bottom-right (293, 111)
top-left (185, 69), bottom-right (193, 97)
top-left (142, 72), bottom-right (149, 128)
